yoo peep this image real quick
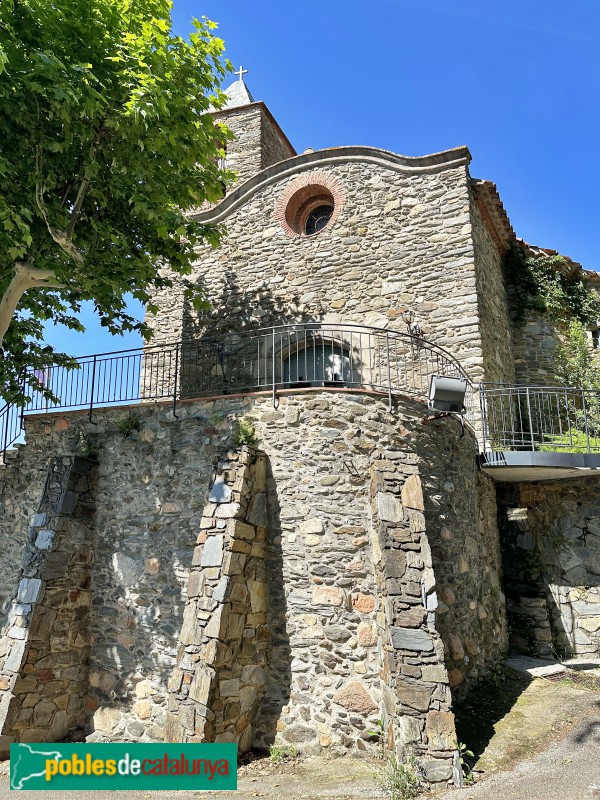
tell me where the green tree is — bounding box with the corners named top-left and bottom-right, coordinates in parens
top-left (555, 320), bottom-right (600, 389)
top-left (0, 0), bottom-right (232, 401)
top-left (548, 320), bottom-right (600, 446)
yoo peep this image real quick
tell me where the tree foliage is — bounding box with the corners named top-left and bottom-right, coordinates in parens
top-left (0, 0), bottom-right (233, 400)
top-left (555, 320), bottom-right (600, 389)
top-left (549, 320), bottom-right (600, 444)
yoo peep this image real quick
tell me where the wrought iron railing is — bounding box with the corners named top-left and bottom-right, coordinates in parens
top-left (0, 323), bottom-right (475, 458)
top-left (0, 399), bottom-right (22, 461)
top-left (480, 384), bottom-right (600, 454)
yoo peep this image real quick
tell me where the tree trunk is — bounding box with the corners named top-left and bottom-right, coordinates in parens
top-left (0, 263), bottom-right (64, 350)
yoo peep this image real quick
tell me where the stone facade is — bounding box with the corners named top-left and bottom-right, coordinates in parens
top-left (2, 73), bottom-right (600, 795)
top-left (149, 151), bottom-right (502, 385)
top-left (0, 388), bottom-right (506, 791)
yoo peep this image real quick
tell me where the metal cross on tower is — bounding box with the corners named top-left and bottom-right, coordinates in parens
top-left (234, 65), bottom-right (248, 82)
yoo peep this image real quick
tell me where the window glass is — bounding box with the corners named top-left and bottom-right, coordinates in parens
top-left (284, 344), bottom-right (350, 384)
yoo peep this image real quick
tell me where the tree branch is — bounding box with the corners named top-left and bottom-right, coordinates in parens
top-left (65, 135), bottom-right (99, 239)
top-left (35, 145), bottom-right (84, 266)
top-left (65, 175), bottom-right (90, 240)
top-left (0, 262), bottom-right (65, 349)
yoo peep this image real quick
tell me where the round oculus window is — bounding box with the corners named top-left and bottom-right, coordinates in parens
top-left (304, 204), bottom-right (334, 236)
top-left (282, 184), bottom-right (337, 237)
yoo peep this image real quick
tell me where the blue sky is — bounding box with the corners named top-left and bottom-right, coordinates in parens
top-left (44, 0), bottom-right (600, 356)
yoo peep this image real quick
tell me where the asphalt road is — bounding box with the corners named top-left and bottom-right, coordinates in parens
top-left (440, 714), bottom-right (600, 800)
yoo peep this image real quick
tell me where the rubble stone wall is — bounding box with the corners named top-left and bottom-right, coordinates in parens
top-left (260, 111), bottom-right (295, 170)
top-left (0, 455), bottom-right (96, 756)
top-left (369, 461), bottom-right (459, 788)
top-left (498, 479), bottom-right (600, 658)
top-left (512, 309), bottom-right (561, 386)
top-left (0, 390), bottom-right (506, 791)
top-left (421, 426), bottom-right (508, 696)
top-left (214, 106), bottom-right (264, 188)
top-left (165, 447), bottom-right (270, 753)
top-left (0, 447), bottom-right (49, 612)
top-left (469, 194), bottom-right (515, 385)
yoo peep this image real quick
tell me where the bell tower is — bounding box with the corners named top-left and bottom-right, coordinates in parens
top-left (213, 68), bottom-right (296, 188)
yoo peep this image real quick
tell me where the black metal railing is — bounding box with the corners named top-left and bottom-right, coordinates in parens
top-left (0, 323), bottom-right (475, 457)
top-left (0, 399), bottom-right (22, 461)
top-left (480, 384), bottom-right (600, 454)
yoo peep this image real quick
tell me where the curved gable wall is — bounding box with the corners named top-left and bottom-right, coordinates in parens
top-left (148, 147), bottom-right (513, 383)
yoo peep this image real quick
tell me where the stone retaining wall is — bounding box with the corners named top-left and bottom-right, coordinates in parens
top-left (0, 390), bottom-right (507, 792)
top-left (498, 479), bottom-right (600, 658)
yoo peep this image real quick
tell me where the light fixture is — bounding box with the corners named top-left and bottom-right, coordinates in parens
top-left (402, 310), bottom-right (423, 338)
top-left (428, 375), bottom-right (468, 414)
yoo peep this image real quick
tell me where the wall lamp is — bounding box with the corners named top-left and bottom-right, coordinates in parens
top-left (428, 375), bottom-right (468, 414)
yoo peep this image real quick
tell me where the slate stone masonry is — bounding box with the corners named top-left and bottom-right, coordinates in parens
top-left (0, 390), bottom-right (507, 794)
top-left (165, 447), bottom-right (270, 752)
top-left (0, 455), bottom-right (96, 756)
top-left (498, 479), bottom-right (600, 659)
top-left (148, 151), bottom-right (502, 385)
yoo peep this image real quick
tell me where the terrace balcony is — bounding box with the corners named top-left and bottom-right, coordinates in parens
top-left (2, 323), bottom-right (600, 483)
top-left (479, 384), bottom-right (600, 481)
top-left (0, 323), bottom-right (474, 456)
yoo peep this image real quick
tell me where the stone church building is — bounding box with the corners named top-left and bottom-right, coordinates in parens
top-left (0, 74), bottom-right (599, 792)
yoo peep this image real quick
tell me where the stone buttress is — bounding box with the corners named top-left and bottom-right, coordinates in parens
top-left (0, 455), bottom-right (95, 755)
top-left (165, 447), bottom-right (270, 751)
top-left (0, 393), bottom-right (507, 795)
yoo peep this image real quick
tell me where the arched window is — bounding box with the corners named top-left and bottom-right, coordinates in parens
top-left (284, 342), bottom-right (351, 387)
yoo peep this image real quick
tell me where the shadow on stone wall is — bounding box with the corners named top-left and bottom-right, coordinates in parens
top-left (0, 455), bottom-right (97, 754)
top-left (252, 463), bottom-right (291, 750)
top-left (87, 557), bottom-right (187, 741)
top-left (182, 267), bottom-right (320, 341)
top-left (497, 485), bottom-right (556, 658)
top-left (497, 480), bottom-right (600, 660)
top-left (419, 418), bottom-right (508, 699)
top-left (178, 268), bottom-right (327, 401)
top-left (86, 422), bottom-right (209, 742)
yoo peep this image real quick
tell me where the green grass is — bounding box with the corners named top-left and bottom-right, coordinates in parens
top-left (536, 429), bottom-right (600, 453)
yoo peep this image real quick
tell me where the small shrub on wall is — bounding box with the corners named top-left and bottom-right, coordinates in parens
top-left (504, 244), bottom-right (600, 328)
top-left (231, 417), bottom-right (257, 447)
